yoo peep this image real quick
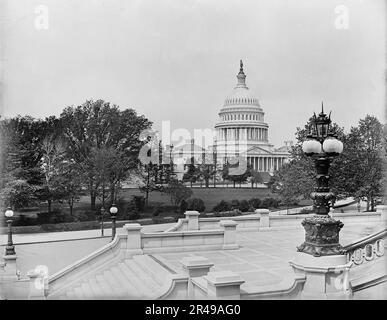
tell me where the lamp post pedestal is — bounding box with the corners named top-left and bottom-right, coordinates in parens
top-left (297, 215), bottom-right (346, 256)
top-left (289, 252), bottom-right (353, 299)
top-left (1, 254), bottom-right (18, 281)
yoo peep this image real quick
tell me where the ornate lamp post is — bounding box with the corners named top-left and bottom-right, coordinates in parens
top-left (110, 204), bottom-right (118, 241)
top-left (100, 207), bottom-right (106, 237)
top-left (297, 105), bottom-right (345, 257)
top-left (4, 207), bottom-right (16, 256)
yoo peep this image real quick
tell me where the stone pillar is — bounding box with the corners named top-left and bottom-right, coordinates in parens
top-left (185, 211), bottom-right (200, 230)
top-left (181, 256), bottom-right (214, 299)
top-left (205, 271), bottom-right (245, 300)
top-left (289, 253), bottom-right (353, 299)
top-left (255, 209), bottom-right (270, 229)
top-left (123, 223), bottom-right (143, 257)
top-left (1, 254), bottom-right (18, 280)
top-left (376, 205), bottom-right (387, 222)
top-left (220, 220), bottom-right (239, 249)
top-left (27, 270), bottom-right (46, 300)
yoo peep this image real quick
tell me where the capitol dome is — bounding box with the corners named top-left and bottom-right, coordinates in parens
top-left (215, 60), bottom-right (268, 144)
top-left (214, 60), bottom-right (289, 174)
top-left (223, 60), bottom-right (261, 108)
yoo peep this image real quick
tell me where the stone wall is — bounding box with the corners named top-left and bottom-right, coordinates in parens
top-left (165, 209), bottom-right (384, 233)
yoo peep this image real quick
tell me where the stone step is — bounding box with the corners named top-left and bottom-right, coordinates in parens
top-left (95, 274), bottom-right (115, 298)
top-left (125, 258), bottom-right (160, 294)
top-left (117, 262), bottom-right (149, 298)
top-left (80, 282), bottom-right (95, 299)
top-left (102, 269), bottom-right (127, 298)
top-left (66, 290), bottom-right (76, 299)
top-left (88, 276), bottom-right (105, 299)
top-left (109, 265), bottom-right (139, 299)
top-left (73, 286), bottom-right (85, 299)
top-left (132, 255), bottom-right (171, 286)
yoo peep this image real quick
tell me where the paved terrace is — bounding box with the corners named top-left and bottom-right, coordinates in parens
top-left (0, 221), bottom-right (383, 289)
top-left (154, 223), bottom-right (383, 292)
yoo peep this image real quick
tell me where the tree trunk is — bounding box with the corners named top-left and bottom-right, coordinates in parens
top-left (91, 193), bottom-right (96, 211)
top-left (110, 186), bottom-right (115, 204)
top-left (69, 202), bottom-right (73, 216)
top-left (366, 199), bottom-right (370, 212)
top-left (47, 199), bottom-right (52, 213)
top-left (233, 181), bottom-right (236, 188)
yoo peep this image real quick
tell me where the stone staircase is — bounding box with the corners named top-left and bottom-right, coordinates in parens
top-left (49, 255), bottom-right (175, 300)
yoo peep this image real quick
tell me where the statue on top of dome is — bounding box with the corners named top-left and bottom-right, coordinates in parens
top-left (240, 60), bottom-right (244, 72)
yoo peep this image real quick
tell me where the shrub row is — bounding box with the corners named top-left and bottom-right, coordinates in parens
top-left (212, 197), bottom-right (280, 213)
top-left (179, 198), bottom-right (206, 213)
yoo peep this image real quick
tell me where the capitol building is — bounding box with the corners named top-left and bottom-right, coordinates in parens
top-left (214, 60), bottom-right (289, 174)
top-left (170, 60), bottom-right (290, 182)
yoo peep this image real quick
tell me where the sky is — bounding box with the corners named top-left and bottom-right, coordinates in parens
top-left (0, 0), bottom-right (386, 147)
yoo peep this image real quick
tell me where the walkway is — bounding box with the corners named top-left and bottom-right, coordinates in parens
top-left (155, 223), bottom-right (383, 292)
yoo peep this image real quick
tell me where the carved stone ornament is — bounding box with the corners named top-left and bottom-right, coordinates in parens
top-left (297, 215), bottom-right (346, 257)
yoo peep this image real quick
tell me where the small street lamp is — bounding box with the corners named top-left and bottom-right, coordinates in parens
top-left (110, 204), bottom-right (118, 241)
top-left (298, 104), bottom-right (345, 256)
top-left (100, 207), bottom-right (106, 237)
top-left (4, 207), bottom-right (16, 256)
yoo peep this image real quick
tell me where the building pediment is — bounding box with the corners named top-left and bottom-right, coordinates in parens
top-left (246, 146), bottom-right (274, 155)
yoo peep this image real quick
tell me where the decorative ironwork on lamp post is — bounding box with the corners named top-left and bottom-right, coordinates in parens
top-left (4, 207), bottom-right (16, 255)
top-left (110, 204), bottom-right (118, 241)
top-left (297, 104), bottom-right (346, 257)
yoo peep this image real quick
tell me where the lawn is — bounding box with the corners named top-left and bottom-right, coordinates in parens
top-left (15, 187), bottom-right (277, 218)
top-left (116, 187), bottom-right (276, 213)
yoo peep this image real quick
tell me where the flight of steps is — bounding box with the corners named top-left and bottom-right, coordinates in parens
top-left (51, 255), bottom-right (174, 300)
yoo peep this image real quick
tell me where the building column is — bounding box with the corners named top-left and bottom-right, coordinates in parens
top-left (255, 157), bottom-right (258, 171)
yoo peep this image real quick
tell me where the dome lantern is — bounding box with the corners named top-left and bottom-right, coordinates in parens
top-left (236, 59), bottom-right (247, 88)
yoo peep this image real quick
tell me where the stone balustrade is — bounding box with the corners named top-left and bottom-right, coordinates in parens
top-left (163, 209), bottom-right (384, 233)
top-left (180, 255), bottom-right (245, 300)
top-left (344, 228), bottom-right (386, 266)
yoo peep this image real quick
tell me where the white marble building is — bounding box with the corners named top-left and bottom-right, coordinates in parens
top-left (214, 61), bottom-right (289, 173)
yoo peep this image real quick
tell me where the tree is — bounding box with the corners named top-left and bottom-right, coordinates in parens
top-left (59, 160), bottom-right (83, 215)
top-left (0, 180), bottom-right (36, 209)
top-left (39, 137), bottom-right (66, 213)
top-left (163, 179), bottom-right (193, 208)
top-left (0, 115), bottom-right (60, 210)
top-left (183, 157), bottom-right (198, 187)
top-left (268, 160), bottom-right (315, 211)
top-left (60, 99), bottom-right (152, 210)
top-left (346, 116), bottom-right (383, 211)
top-left (139, 162), bottom-right (160, 204)
top-left (270, 114), bottom-right (385, 212)
top-left (196, 164), bottom-right (215, 188)
top-left (247, 165), bottom-right (263, 188)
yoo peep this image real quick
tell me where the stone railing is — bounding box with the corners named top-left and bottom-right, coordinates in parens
top-left (344, 228), bottom-right (386, 266)
top-left (178, 255), bottom-right (306, 300)
top-left (44, 221), bottom-right (239, 298)
top-left (166, 208), bottom-right (384, 233)
top-left (141, 221), bottom-right (239, 254)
